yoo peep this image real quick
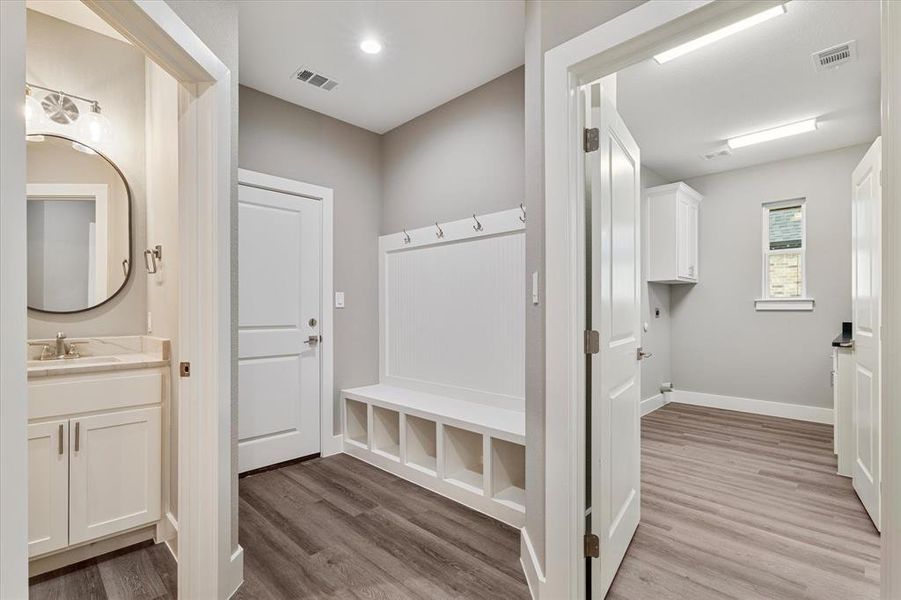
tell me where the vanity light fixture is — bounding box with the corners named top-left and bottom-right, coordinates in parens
top-left (653, 4), bottom-right (786, 64)
top-left (24, 83), bottom-right (112, 145)
top-left (360, 39), bottom-right (382, 55)
top-left (727, 118), bottom-right (818, 149)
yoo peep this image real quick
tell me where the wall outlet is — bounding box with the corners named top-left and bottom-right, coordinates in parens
top-left (335, 291), bottom-right (345, 308)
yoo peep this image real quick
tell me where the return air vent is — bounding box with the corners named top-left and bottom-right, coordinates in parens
top-left (812, 41), bottom-right (857, 72)
top-left (292, 67), bottom-right (339, 91)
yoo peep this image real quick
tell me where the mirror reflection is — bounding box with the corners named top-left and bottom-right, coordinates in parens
top-left (27, 134), bottom-right (131, 313)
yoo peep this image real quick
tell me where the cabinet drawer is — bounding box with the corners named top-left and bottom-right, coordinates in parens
top-left (29, 370), bottom-right (162, 420)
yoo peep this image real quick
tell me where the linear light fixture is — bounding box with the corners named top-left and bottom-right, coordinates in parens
top-left (654, 4), bottom-right (786, 64)
top-left (727, 118), bottom-right (818, 149)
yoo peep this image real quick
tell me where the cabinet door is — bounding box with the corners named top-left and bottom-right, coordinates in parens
top-left (677, 197), bottom-right (692, 278)
top-left (69, 407), bottom-right (161, 545)
top-left (688, 200), bottom-right (699, 280)
top-left (28, 420), bottom-right (69, 557)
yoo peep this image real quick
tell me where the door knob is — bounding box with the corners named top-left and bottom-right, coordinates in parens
top-left (304, 335), bottom-right (320, 345)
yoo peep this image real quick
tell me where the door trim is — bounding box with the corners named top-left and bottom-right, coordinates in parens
top-left (541, 1), bottom-right (806, 598)
top-left (237, 168), bottom-right (338, 458)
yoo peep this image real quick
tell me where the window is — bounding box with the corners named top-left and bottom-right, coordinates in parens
top-left (757, 199), bottom-right (813, 311)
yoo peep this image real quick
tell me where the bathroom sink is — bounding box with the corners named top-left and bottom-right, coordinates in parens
top-left (28, 356), bottom-right (123, 368)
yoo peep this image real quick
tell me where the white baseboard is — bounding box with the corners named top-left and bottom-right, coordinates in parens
top-left (640, 393), bottom-right (666, 416)
top-left (670, 390), bottom-right (833, 424)
top-left (520, 527), bottom-right (545, 600)
top-left (321, 433), bottom-right (343, 458)
top-left (161, 511), bottom-right (178, 560)
top-left (226, 545), bottom-right (244, 599)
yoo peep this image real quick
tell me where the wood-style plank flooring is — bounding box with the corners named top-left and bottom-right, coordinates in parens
top-left (608, 403), bottom-right (881, 600)
top-left (30, 453), bottom-right (527, 600)
top-left (31, 404), bottom-right (880, 599)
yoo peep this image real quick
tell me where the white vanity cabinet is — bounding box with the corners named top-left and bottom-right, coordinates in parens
top-left (647, 182), bottom-right (702, 284)
top-left (27, 366), bottom-right (165, 559)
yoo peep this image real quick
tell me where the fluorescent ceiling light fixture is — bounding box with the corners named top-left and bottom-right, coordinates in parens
top-left (654, 4), bottom-right (786, 64)
top-left (360, 39), bottom-right (382, 54)
top-left (727, 118), bottom-right (818, 149)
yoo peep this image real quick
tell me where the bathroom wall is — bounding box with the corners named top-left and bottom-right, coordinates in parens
top-left (380, 67), bottom-right (525, 234)
top-left (239, 85), bottom-right (383, 432)
top-left (26, 10), bottom-right (147, 338)
top-left (672, 143), bottom-right (868, 409)
top-left (641, 166), bottom-right (673, 401)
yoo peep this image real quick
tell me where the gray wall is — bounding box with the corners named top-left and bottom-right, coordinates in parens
top-left (641, 167), bottom-right (672, 400)
top-left (164, 0), bottom-right (240, 553)
top-left (380, 67), bottom-right (524, 234)
top-left (523, 0), bottom-right (646, 569)
top-left (26, 10), bottom-right (147, 338)
top-left (239, 86), bottom-right (382, 428)
top-left (671, 144), bottom-right (868, 408)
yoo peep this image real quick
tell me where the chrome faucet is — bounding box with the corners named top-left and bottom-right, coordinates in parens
top-left (55, 332), bottom-right (67, 359)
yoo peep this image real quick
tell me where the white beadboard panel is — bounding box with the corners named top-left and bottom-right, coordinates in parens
top-left (381, 216), bottom-right (525, 410)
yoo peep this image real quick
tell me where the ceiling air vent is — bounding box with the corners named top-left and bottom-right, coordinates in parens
top-left (292, 67), bottom-right (339, 91)
top-left (812, 41), bottom-right (857, 72)
top-left (702, 148), bottom-right (732, 161)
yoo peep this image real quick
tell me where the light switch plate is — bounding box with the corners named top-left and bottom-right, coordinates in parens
top-left (335, 291), bottom-right (345, 308)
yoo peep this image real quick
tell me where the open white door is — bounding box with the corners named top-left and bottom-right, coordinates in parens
top-left (587, 86), bottom-right (642, 596)
top-left (238, 183), bottom-right (322, 472)
top-left (851, 137), bottom-right (882, 531)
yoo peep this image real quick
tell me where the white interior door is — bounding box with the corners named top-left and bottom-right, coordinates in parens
top-left (238, 183), bottom-right (321, 473)
top-left (851, 137), bottom-right (882, 530)
top-left (587, 87), bottom-right (642, 596)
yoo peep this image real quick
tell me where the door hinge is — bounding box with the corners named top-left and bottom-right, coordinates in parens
top-left (583, 128), bottom-right (599, 152)
top-left (179, 361), bottom-right (191, 378)
top-left (584, 533), bottom-right (600, 558)
top-left (584, 330), bottom-right (600, 354)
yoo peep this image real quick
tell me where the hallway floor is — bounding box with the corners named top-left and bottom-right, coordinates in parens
top-left (609, 403), bottom-right (881, 600)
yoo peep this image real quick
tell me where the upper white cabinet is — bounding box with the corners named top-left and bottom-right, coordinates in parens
top-left (647, 182), bottom-right (702, 284)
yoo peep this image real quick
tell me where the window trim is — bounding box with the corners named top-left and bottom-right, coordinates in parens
top-left (756, 198), bottom-right (814, 311)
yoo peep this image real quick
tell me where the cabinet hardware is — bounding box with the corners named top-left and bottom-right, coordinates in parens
top-left (58, 424), bottom-right (64, 455)
top-left (74, 421), bottom-right (80, 452)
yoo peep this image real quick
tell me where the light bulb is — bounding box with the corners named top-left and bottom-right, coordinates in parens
top-left (78, 103), bottom-right (112, 145)
top-left (24, 89), bottom-right (48, 131)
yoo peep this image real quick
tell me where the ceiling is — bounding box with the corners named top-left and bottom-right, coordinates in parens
top-left (238, 1), bottom-right (525, 134)
top-left (617, 0), bottom-right (881, 181)
top-left (26, 0), bottom-right (129, 43)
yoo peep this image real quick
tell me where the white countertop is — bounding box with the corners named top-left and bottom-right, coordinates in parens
top-left (26, 336), bottom-right (170, 379)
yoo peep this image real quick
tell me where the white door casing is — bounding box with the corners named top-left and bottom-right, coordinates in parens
top-left (238, 183), bottom-right (322, 472)
top-left (852, 136), bottom-right (882, 531)
top-left (27, 420), bottom-right (68, 557)
top-left (588, 87), bottom-right (642, 596)
top-left (68, 407), bottom-right (161, 545)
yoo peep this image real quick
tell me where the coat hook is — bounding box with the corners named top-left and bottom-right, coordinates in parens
top-left (519, 203), bottom-right (526, 223)
top-left (403, 229), bottom-right (411, 244)
top-left (435, 222), bottom-right (444, 239)
top-left (472, 214), bottom-right (483, 232)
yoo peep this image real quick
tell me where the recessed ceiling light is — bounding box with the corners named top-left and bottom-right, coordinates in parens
top-left (360, 39), bottom-right (382, 55)
top-left (727, 118), bottom-right (818, 149)
top-left (654, 4), bottom-right (786, 64)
